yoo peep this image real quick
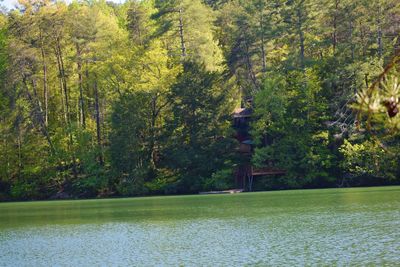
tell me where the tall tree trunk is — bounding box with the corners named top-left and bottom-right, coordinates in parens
top-left (56, 38), bottom-right (70, 124)
top-left (22, 77), bottom-right (56, 155)
top-left (76, 43), bottom-right (86, 128)
top-left (260, 12), bottom-right (267, 74)
top-left (55, 46), bottom-right (67, 124)
top-left (85, 61), bottom-right (91, 108)
top-left (94, 77), bottom-right (104, 165)
top-left (54, 39), bottom-right (78, 180)
top-left (332, 0), bottom-right (339, 54)
top-left (360, 22), bottom-right (367, 57)
top-left (349, 20), bottom-right (355, 60)
top-left (261, 36), bottom-right (267, 73)
top-left (296, 6), bottom-right (305, 70)
top-left (178, 8), bottom-right (187, 57)
top-left (39, 30), bottom-right (48, 126)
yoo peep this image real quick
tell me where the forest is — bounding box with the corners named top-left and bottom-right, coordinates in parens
top-left (0, 0), bottom-right (399, 201)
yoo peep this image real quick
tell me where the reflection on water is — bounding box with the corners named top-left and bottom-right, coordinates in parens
top-left (0, 186), bottom-right (400, 266)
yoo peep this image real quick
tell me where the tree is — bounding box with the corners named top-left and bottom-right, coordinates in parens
top-left (127, 0), bottom-right (155, 47)
top-left (251, 71), bottom-right (336, 188)
top-left (109, 92), bottom-right (154, 196)
top-left (161, 61), bottom-right (236, 193)
top-left (153, 0), bottom-right (223, 70)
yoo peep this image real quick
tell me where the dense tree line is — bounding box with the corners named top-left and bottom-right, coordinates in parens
top-left (0, 0), bottom-right (399, 200)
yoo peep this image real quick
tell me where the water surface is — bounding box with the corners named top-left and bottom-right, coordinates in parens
top-left (1, 186), bottom-right (399, 266)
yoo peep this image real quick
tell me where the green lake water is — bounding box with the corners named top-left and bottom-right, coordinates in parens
top-left (0, 186), bottom-right (399, 266)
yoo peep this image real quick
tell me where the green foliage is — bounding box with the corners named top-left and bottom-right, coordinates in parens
top-left (109, 91), bottom-right (153, 193)
top-left (162, 61), bottom-right (236, 193)
top-left (340, 138), bottom-right (399, 180)
top-left (251, 71), bottom-right (336, 188)
top-left (153, 0), bottom-right (223, 70)
top-left (251, 76), bottom-right (288, 139)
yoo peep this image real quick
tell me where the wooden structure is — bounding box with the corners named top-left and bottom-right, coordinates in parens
top-left (233, 107), bottom-right (285, 191)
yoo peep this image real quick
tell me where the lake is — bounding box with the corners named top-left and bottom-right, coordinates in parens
top-left (0, 186), bottom-right (399, 266)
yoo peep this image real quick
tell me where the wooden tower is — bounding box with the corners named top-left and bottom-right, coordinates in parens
top-left (233, 107), bottom-right (285, 191)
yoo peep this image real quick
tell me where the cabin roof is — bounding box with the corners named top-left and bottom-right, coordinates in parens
top-left (233, 108), bottom-right (252, 118)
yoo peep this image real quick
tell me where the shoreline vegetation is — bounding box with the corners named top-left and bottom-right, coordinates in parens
top-left (0, 0), bottom-right (400, 202)
top-left (1, 185), bottom-right (399, 204)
